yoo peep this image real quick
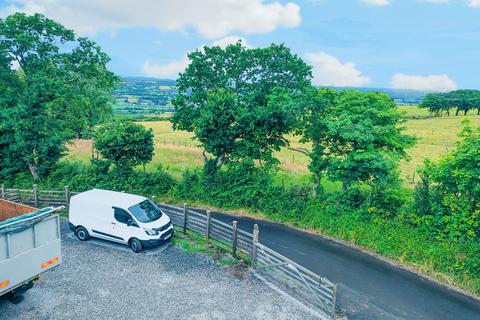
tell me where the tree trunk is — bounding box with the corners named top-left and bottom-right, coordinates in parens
top-left (464, 109), bottom-right (468, 116)
top-left (215, 154), bottom-right (225, 168)
top-left (456, 109), bottom-right (460, 116)
top-left (342, 179), bottom-right (348, 193)
top-left (28, 148), bottom-right (41, 183)
top-left (201, 149), bottom-right (208, 164)
top-left (312, 173), bottom-right (320, 197)
top-left (28, 162), bottom-right (41, 183)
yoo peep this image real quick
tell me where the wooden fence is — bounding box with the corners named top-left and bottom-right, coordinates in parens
top-left (0, 185), bottom-right (77, 209)
top-left (1, 185), bottom-right (337, 318)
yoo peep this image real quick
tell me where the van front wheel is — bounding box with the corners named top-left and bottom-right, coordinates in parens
top-left (129, 238), bottom-right (143, 253)
top-left (75, 226), bottom-right (90, 241)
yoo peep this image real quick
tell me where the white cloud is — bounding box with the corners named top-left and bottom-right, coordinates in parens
top-left (391, 73), bottom-right (457, 92)
top-left (211, 36), bottom-right (252, 49)
top-left (420, 0), bottom-right (449, 3)
top-left (467, 0), bottom-right (480, 7)
top-left (304, 51), bottom-right (371, 87)
top-left (142, 58), bottom-right (189, 79)
top-left (0, 0), bottom-right (301, 38)
top-left (360, 0), bottom-right (480, 6)
top-left (360, 0), bottom-right (391, 6)
top-left (142, 36), bottom-right (251, 78)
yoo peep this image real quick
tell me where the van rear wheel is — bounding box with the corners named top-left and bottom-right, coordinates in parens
top-left (129, 238), bottom-right (143, 253)
top-left (75, 226), bottom-right (89, 241)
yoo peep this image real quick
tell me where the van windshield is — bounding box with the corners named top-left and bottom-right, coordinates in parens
top-left (128, 200), bottom-right (163, 223)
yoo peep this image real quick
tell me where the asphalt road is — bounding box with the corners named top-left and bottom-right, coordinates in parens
top-left (159, 205), bottom-right (480, 320)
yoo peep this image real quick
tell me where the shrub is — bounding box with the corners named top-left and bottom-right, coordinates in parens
top-left (12, 161), bottom-right (176, 199)
top-left (174, 165), bottom-right (307, 220)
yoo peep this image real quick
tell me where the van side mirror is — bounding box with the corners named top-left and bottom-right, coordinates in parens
top-left (127, 218), bottom-right (138, 227)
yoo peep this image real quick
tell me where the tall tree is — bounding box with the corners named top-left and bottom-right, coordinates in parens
top-left (327, 91), bottom-right (415, 191)
top-left (0, 13), bottom-right (118, 181)
top-left (297, 90), bottom-right (415, 193)
top-left (292, 87), bottom-right (337, 196)
top-left (172, 41), bottom-right (312, 171)
top-left (420, 92), bottom-right (449, 116)
top-left (0, 48), bottom-right (25, 179)
top-left (447, 90), bottom-right (480, 116)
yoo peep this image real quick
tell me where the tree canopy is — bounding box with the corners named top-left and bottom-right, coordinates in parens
top-left (297, 89), bottom-right (416, 193)
top-left (94, 121), bottom-right (154, 172)
top-left (0, 13), bottom-right (118, 181)
top-left (172, 41), bottom-right (312, 170)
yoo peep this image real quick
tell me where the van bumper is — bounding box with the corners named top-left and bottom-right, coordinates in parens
top-left (141, 228), bottom-right (174, 248)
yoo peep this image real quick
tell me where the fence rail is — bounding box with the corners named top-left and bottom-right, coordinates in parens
top-left (1, 185), bottom-right (337, 318)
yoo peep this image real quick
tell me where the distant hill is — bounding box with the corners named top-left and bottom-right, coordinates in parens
top-left (327, 86), bottom-right (426, 105)
top-left (113, 77), bottom-right (177, 115)
top-left (112, 77), bottom-right (426, 116)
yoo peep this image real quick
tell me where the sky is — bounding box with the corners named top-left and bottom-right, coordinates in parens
top-left (1, 0), bottom-right (479, 91)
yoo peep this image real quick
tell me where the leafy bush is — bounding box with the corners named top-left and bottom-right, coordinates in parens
top-left (412, 120), bottom-right (480, 241)
top-left (174, 165), bottom-right (308, 220)
top-left (94, 120), bottom-right (154, 171)
top-left (7, 161), bottom-right (175, 199)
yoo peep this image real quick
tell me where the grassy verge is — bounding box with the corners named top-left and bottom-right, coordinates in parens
top-left (298, 204), bottom-right (480, 296)
top-left (172, 227), bottom-right (249, 267)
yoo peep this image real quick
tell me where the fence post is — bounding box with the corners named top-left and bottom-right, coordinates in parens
top-left (64, 185), bottom-right (70, 210)
top-left (183, 203), bottom-right (188, 234)
top-left (232, 221), bottom-right (238, 258)
top-left (33, 184), bottom-right (38, 208)
top-left (331, 285), bottom-right (337, 316)
top-left (206, 210), bottom-right (211, 245)
top-left (1, 184), bottom-right (4, 199)
top-left (252, 224), bottom-right (259, 269)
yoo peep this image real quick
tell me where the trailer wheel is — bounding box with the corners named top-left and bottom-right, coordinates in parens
top-left (129, 238), bottom-right (143, 253)
top-left (6, 291), bottom-right (25, 304)
top-left (76, 226), bottom-right (90, 241)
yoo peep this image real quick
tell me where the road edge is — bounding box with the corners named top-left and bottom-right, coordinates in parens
top-left (178, 205), bottom-right (480, 305)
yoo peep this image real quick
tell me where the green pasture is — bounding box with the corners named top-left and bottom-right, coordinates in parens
top-left (66, 106), bottom-right (480, 187)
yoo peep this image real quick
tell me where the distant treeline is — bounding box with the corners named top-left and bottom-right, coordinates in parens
top-left (419, 90), bottom-right (480, 116)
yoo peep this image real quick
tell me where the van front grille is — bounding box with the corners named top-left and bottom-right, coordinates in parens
top-left (153, 221), bottom-right (171, 232)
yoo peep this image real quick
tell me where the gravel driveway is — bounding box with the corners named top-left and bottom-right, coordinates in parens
top-left (0, 219), bottom-right (319, 320)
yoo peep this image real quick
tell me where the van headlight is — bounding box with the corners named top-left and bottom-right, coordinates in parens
top-left (144, 228), bottom-right (159, 236)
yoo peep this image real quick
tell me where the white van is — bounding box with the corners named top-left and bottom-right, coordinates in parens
top-left (68, 189), bottom-right (174, 252)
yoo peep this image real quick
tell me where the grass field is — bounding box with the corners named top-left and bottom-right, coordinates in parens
top-left (66, 106), bottom-right (480, 187)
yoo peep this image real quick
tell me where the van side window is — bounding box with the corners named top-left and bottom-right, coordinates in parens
top-left (114, 208), bottom-right (131, 224)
